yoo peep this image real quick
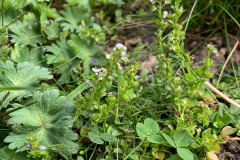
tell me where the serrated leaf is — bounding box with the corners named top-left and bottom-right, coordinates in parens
top-left (43, 20), bottom-right (59, 40)
top-left (162, 133), bottom-right (176, 147)
top-left (88, 132), bottom-right (104, 144)
top-left (100, 133), bottom-right (117, 142)
top-left (0, 6), bottom-right (22, 26)
top-left (45, 37), bottom-right (80, 83)
top-left (46, 37), bottom-right (75, 65)
top-left (10, 15), bottom-right (45, 47)
top-left (0, 146), bottom-right (29, 160)
top-left (0, 60), bottom-right (52, 108)
top-left (57, 6), bottom-right (93, 33)
top-left (173, 131), bottom-right (192, 147)
top-left (10, 43), bottom-right (44, 66)
top-left (4, 89), bottom-right (78, 157)
top-left (68, 34), bottom-right (99, 75)
top-left (176, 148), bottom-right (193, 160)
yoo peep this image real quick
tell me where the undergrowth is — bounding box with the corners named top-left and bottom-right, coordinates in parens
top-left (0, 0), bottom-right (239, 160)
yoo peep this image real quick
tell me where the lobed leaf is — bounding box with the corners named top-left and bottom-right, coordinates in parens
top-left (0, 60), bottom-right (52, 108)
top-left (4, 89), bottom-right (78, 157)
top-left (0, 146), bottom-right (30, 160)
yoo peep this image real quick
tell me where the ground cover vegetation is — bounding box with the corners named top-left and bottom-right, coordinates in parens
top-left (0, 0), bottom-right (239, 159)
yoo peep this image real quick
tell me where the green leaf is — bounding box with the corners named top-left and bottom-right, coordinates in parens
top-left (173, 131), bottom-right (192, 147)
top-left (100, 133), bottom-right (117, 142)
top-left (136, 118), bottom-right (160, 140)
top-left (88, 132), bottom-right (104, 144)
top-left (162, 133), bottom-right (176, 147)
top-left (147, 135), bottom-right (164, 144)
top-left (57, 6), bottom-right (93, 33)
top-left (10, 13), bottom-right (45, 47)
top-left (144, 118), bottom-right (160, 135)
top-left (4, 89), bottom-right (78, 157)
top-left (125, 88), bottom-right (136, 99)
top-left (45, 37), bottom-right (80, 83)
top-left (0, 147), bottom-right (29, 160)
top-left (0, 6), bottom-right (22, 27)
top-left (118, 76), bottom-right (127, 93)
top-left (136, 123), bottom-right (147, 140)
top-left (10, 43), bottom-right (44, 66)
top-left (43, 20), bottom-right (60, 40)
top-left (68, 34), bottom-right (99, 75)
top-left (177, 148), bottom-right (194, 160)
top-left (0, 60), bottom-right (52, 108)
top-left (67, 82), bottom-right (88, 100)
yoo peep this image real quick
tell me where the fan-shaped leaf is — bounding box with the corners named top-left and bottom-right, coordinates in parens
top-left (4, 89), bottom-right (78, 157)
top-left (0, 60), bottom-right (52, 108)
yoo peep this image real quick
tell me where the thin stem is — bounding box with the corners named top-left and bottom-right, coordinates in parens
top-left (89, 144), bottom-right (97, 160)
top-left (123, 139), bottom-right (144, 160)
top-left (184, 0), bottom-right (198, 32)
top-left (1, 0), bottom-right (4, 27)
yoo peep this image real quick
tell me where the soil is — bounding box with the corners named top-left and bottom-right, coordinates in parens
top-left (218, 141), bottom-right (240, 160)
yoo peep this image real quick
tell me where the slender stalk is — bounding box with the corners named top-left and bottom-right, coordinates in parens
top-left (89, 144), bottom-right (97, 160)
top-left (204, 81), bottom-right (240, 109)
top-left (1, 0), bottom-right (4, 27)
top-left (123, 139), bottom-right (144, 160)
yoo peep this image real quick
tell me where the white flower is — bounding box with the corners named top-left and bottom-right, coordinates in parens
top-left (163, 11), bottom-right (168, 18)
top-left (121, 51), bottom-right (126, 56)
top-left (115, 43), bottom-right (124, 49)
top-left (149, 0), bottom-right (154, 4)
top-left (92, 67), bottom-right (101, 74)
top-left (213, 49), bottom-right (218, 54)
top-left (26, 144), bottom-right (31, 148)
top-left (114, 43), bottom-right (127, 50)
top-left (39, 146), bottom-right (47, 151)
top-left (106, 54), bottom-right (110, 59)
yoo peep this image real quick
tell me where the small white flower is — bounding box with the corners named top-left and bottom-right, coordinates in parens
top-left (149, 0), bottom-right (154, 4)
top-left (213, 49), bottom-right (218, 54)
top-left (39, 146), bottom-right (47, 151)
top-left (26, 144), bottom-right (31, 148)
top-left (121, 51), bottom-right (126, 56)
top-left (163, 11), bottom-right (168, 18)
top-left (123, 46), bottom-right (127, 51)
top-left (106, 54), bottom-right (110, 59)
top-left (92, 67), bottom-right (101, 73)
top-left (115, 43), bottom-right (124, 49)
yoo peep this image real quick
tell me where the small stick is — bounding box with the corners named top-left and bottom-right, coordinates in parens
top-left (204, 81), bottom-right (240, 109)
top-left (216, 41), bottom-right (239, 87)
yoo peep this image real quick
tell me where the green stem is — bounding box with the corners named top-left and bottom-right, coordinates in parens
top-left (1, 0), bottom-right (4, 27)
top-left (89, 144), bottom-right (97, 160)
top-left (123, 139), bottom-right (144, 160)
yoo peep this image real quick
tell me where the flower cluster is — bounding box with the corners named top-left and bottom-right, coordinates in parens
top-left (92, 67), bottom-right (106, 80)
top-left (206, 44), bottom-right (218, 54)
top-left (113, 43), bottom-right (127, 56)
